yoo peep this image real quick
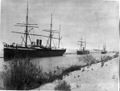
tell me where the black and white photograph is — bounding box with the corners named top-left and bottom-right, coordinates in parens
top-left (0, 0), bottom-right (119, 90)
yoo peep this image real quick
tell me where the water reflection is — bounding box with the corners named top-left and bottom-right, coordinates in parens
top-left (1, 54), bottom-right (87, 73)
top-left (30, 54), bottom-right (86, 72)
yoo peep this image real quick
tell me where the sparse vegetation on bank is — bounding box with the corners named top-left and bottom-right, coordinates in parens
top-left (101, 56), bottom-right (112, 62)
top-left (113, 52), bottom-right (119, 58)
top-left (3, 58), bottom-right (42, 90)
top-left (83, 55), bottom-right (98, 64)
top-left (54, 80), bottom-right (71, 91)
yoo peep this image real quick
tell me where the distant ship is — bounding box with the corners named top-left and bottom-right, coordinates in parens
top-left (77, 38), bottom-right (89, 55)
top-left (3, 0), bottom-right (66, 59)
top-left (101, 45), bottom-right (107, 54)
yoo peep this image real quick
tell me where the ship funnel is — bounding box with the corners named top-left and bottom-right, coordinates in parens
top-left (39, 40), bottom-right (42, 46)
top-left (36, 39), bottom-right (42, 46)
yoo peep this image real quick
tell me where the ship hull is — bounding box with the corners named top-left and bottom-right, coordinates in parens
top-left (4, 47), bottom-right (66, 59)
top-left (101, 51), bottom-right (107, 54)
top-left (77, 50), bottom-right (90, 55)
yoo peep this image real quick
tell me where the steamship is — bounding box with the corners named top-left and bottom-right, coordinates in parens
top-left (101, 45), bottom-right (107, 54)
top-left (4, 0), bottom-right (66, 59)
top-left (77, 38), bottom-right (89, 55)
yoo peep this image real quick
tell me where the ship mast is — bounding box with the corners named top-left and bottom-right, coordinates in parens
top-left (78, 38), bottom-right (86, 50)
top-left (49, 14), bottom-right (53, 48)
top-left (25, 0), bottom-right (29, 47)
top-left (103, 44), bottom-right (106, 51)
top-left (12, 4), bottom-right (60, 47)
top-left (42, 14), bottom-right (61, 48)
top-left (58, 25), bottom-right (61, 48)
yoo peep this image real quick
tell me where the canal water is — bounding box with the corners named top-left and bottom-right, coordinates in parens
top-left (0, 54), bottom-right (86, 72)
top-left (0, 52), bottom-right (113, 73)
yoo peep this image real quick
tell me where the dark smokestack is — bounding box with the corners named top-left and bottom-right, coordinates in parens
top-left (40, 40), bottom-right (42, 46)
top-left (36, 39), bottom-right (39, 46)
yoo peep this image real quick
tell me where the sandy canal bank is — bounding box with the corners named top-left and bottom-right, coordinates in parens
top-left (36, 57), bottom-right (119, 91)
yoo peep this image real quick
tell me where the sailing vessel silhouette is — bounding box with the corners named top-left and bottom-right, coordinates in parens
top-left (4, 0), bottom-right (66, 59)
top-left (101, 44), bottom-right (107, 54)
top-left (77, 38), bottom-right (89, 55)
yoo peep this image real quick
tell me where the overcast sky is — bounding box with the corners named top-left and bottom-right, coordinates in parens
top-left (0, 0), bottom-right (119, 51)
